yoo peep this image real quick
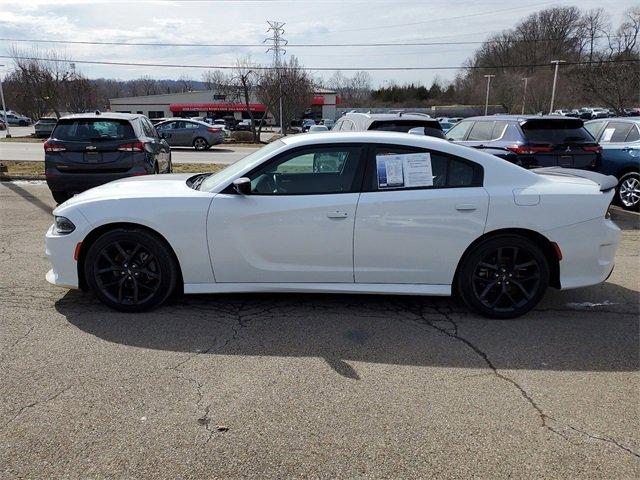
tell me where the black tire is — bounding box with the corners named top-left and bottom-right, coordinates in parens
top-left (457, 235), bottom-right (549, 319)
top-left (19, 120), bottom-right (27, 126)
top-left (193, 137), bottom-right (208, 150)
top-left (616, 172), bottom-right (640, 211)
top-left (51, 191), bottom-right (69, 204)
top-left (84, 228), bottom-right (177, 312)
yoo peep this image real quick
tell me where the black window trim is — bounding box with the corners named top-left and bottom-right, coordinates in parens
top-left (222, 142), bottom-right (368, 196)
top-left (361, 142), bottom-right (484, 193)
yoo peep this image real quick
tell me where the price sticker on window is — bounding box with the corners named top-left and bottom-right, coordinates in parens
top-left (376, 153), bottom-right (434, 189)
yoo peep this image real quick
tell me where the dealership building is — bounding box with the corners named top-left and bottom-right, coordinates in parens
top-left (109, 88), bottom-right (339, 124)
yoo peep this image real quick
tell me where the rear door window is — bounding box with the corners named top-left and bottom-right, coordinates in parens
top-left (52, 119), bottom-right (135, 141)
top-left (521, 120), bottom-right (594, 144)
top-left (600, 122), bottom-right (634, 143)
top-left (467, 121), bottom-right (495, 141)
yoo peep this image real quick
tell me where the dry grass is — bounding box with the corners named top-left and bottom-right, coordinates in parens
top-left (0, 160), bottom-right (227, 178)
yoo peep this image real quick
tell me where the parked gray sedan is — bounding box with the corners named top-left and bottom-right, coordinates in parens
top-left (154, 119), bottom-right (224, 150)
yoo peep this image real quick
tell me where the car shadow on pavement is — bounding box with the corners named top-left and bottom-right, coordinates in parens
top-left (1, 181), bottom-right (54, 214)
top-left (55, 283), bottom-right (639, 379)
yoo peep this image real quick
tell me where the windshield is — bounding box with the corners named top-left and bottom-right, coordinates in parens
top-left (199, 140), bottom-right (286, 191)
top-left (52, 119), bottom-right (135, 141)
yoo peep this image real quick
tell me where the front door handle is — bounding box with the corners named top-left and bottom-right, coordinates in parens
top-left (455, 204), bottom-right (477, 211)
top-left (327, 211), bottom-right (349, 219)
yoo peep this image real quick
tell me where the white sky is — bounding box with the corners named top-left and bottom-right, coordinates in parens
top-left (0, 0), bottom-right (637, 87)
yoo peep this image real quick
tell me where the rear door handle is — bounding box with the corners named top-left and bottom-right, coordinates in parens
top-left (455, 204), bottom-right (477, 211)
top-left (327, 211), bottom-right (349, 219)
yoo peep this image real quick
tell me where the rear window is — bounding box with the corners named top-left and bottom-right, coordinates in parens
top-left (369, 120), bottom-right (445, 138)
top-left (521, 120), bottom-right (593, 144)
top-left (52, 119), bottom-right (135, 141)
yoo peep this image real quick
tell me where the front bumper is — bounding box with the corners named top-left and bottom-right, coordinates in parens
top-left (544, 217), bottom-right (621, 290)
top-left (45, 218), bottom-right (89, 289)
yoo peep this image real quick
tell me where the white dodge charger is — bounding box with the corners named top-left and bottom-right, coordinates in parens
top-left (46, 132), bottom-right (621, 318)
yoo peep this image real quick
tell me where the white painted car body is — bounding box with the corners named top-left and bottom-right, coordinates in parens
top-left (46, 132), bottom-right (620, 300)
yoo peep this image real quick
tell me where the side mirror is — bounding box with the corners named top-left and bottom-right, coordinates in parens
top-left (232, 177), bottom-right (251, 195)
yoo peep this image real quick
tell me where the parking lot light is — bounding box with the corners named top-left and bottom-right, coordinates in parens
top-left (549, 60), bottom-right (566, 114)
top-left (484, 75), bottom-right (495, 116)
top-left (0, 64), bottom-right (11, 138)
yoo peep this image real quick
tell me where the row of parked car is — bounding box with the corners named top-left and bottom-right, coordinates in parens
top-left (552, 107), bottom-right (640, 120)
top-left (40, 109), bottom-right (640, 211)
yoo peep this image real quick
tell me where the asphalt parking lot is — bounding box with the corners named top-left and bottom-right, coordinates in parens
top-left (1, 181), bottom-right (638, 478)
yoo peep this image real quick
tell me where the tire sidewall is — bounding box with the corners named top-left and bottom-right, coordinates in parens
top-left (84, 229), bottom-right (177, 312)
top-left (617, 172), bottom-right (640, 211)
top-left (457, 235), bottom-right (550, 319)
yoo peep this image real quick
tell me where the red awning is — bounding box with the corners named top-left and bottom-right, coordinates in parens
top-left (169, 103), bottom-right (266, 113)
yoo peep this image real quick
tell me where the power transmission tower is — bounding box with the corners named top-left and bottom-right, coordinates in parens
top-left (265, 21), bottom-right (287, 134)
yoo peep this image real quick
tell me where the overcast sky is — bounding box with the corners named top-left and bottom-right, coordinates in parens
top-left (0, 0), bottom-right (637, 87)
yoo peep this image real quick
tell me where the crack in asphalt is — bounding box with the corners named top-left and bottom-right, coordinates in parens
top-left (403, 301), bottom-right (640, 460)
top-left (165, 301), bottom-right (250, 443)
top-left (0, 385), bottom-right (72, 432)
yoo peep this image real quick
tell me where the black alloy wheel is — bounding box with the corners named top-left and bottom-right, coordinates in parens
top-left (458, 236), bottom-right (549, 319)
top-left (85, 229), bottom-right (177, 312)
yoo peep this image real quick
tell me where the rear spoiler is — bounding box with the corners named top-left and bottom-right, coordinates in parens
top-left (533, 167), bottom-right (618, 192)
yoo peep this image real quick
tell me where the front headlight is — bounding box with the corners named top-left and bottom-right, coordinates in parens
top-left (54, 216), bottom-right (75, 234)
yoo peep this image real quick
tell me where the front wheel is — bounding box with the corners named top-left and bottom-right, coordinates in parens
top-left (617, 172), bottom-right (640, 211)
top-left (457, 236), bottom-right (549, 319)
top-left (84, 229), bottom-right (177, 312)
top-left (193, 137), bottom-right (208, 150)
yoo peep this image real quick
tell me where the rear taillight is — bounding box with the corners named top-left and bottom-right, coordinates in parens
top-left (582, 145), bottom-right (602, 153)
top-left (207, 127), bottom-right (221, 133)
top-left (44, 141), bottom-right (66, 153)
top-left (506, 145), bottom-right (553, 155)
top-left (117, 141), bottom-right (146, 152)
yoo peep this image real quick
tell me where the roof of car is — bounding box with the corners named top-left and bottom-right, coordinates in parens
top-left (586, 117), bottom-right (640, 123)
top-left (343, 112), bottom-right (435, 122)
top-left (464, 114), bottom-right (584, 122)
top-left (59, 112), bottom-right (142, 121)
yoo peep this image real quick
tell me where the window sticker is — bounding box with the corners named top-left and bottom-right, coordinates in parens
top-left (601, 127), bottom-right (615, 143)
top-left (376, 153), bottom-right (434, 189)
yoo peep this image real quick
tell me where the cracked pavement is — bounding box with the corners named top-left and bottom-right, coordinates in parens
top-left (1, 181), bottom-right (639, 479)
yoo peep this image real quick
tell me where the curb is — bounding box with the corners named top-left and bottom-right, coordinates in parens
top-left (0, 175), bottom-right (45, 181)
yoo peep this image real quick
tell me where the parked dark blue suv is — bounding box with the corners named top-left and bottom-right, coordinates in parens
top-left (446, 115), bottom-right (602, 170)
top-left (45, 113), bottom-right (172, 204)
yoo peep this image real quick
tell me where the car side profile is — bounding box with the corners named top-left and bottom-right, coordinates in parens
top-left (585, 118), bottom-right (640, 210)
top-left (446, 115), bottom-right (602, 170)
top-left (45, 112), bottom-right (172, 204)
top-left (46, 132), bottom-right (620, 319)
top-left (154, 119), bottom-right (224, 150)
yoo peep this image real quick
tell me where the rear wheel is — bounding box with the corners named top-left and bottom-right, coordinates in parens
top-left (193, 137), bottom-right (208, 150)
top-left (457, 235), bottom-right (549, 319)
top-left (617, 172), bottom-right (640, 211)
top-left (84, 229), bottom-right (177, 312)
top-left (51, 191), bottom-right (69, 204)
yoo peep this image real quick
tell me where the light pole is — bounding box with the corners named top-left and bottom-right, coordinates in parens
top-left (549, 60), bottom-right (566, 114)
top-left (484, 74), bottom-right (495, 116)
top-left (0, 64), bottom-right (10, 138)
top-left (521, 77), bottom-right (528, 115)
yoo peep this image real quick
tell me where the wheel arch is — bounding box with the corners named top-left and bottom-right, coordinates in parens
top-left (452, 228), bottom-right (561, 293)
top-left (77, 222), bottom-right (184, 293)
top-left (616, 167), bottom-right (639, 179)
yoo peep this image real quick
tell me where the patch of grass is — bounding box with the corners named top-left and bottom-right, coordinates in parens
top-left (0, 136), bottom-right (45, 143)
top-left (0, 160), bottom-right (227, 178)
